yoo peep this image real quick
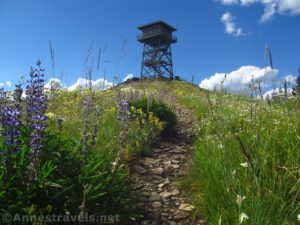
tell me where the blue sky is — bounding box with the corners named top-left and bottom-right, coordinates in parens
top-left (0, 0), bottom-right (299, 91)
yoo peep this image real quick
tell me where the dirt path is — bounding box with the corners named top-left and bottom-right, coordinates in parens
top-left (129, 106), bottom-right (206, 225)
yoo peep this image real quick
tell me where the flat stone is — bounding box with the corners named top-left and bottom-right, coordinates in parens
top-left (173, 213), bottom-right (188, 220)
top-left (179, 203), bottom-right (195, 212)
top-left (160, 192), bottom-right (173, 199)
top-left (153, 175), bottom-right (163, 180)
top-left (172, 164), bottom-right (180, 169)
top-left (171, 160), bottom-right (180, 164)
top-left (170, 148), bottom-right (187, 154)
top-left (158, 183), bottom-right (165, 188)
top-left (162, 161), bottom-right (172, 166)
top-left (160, 189), bottom-right (180, 199)
top-left (171, 189), bottom-right (180, 196)
top-left (149, 193), bottom-right (161, 202)
top-left (152, 148), bottom-right (162, 153)
top-left (132, 165), bottom-right (147, 174)
top-left (140, 157), bottom-right (157, 166)
top-left (164, 179), bottom-right (170, 185)
top-left (152, 201), bottom-right (162, 209)
top-left (151, 168), bottom-right (164, 175)
top-left (131, 183), bottom-right (143, 190)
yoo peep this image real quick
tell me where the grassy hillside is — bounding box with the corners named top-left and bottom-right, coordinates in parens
top-left (170, 81), bottom-right (300, 225)
top-left (122, 80), bottom-right (300, 224)
top-left (1, 71), bottom-right (300, 224)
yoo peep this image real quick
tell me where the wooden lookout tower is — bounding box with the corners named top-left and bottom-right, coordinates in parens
top-left (138, 20), bottom-right (177, 79)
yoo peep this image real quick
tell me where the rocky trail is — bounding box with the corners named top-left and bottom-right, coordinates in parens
top-left (129, 106), bottom-right (206, 225)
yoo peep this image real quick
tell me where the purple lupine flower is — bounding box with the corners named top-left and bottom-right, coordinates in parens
top-left (0, 88), bottom-right (7, 118)
top-left (0, 89), bottom-right (22, 182)
top-left (80, 93), bottom-right (102, 163)
top-left (26, 60), bottom-right (48, 180)
top-left (1, 107), bottom-right (22, 151)
top-left (118, 94), bottom-right (130, 126)
top-left (112, 92), bottom-right (130, 172)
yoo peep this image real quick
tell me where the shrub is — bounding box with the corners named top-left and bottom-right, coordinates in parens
top-left (130, 97), bottom-right (177, 136)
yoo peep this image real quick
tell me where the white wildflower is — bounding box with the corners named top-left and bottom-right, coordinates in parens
top-left (239, 212), bottom-right (249, 224)
top-left (232, 170), bottom-right (236, 176)
top-left (298, 214), bottom-right (300, 221)
top-left (218, 143), bottom-right (224, 150)
top-left (236, 194), bottom-right (246, 208)
top-left (240, 162), bottom-right (249, 168)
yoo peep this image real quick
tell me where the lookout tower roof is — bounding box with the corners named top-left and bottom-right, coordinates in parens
top-left (138, 20), bottom-right (177, 32)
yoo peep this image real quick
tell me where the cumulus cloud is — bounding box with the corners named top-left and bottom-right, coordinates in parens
top-left (260, 2), bottom-right (277, 22)
top-left (199, 65), bottom-right (278, 94)
top-left (67, 78), bottom-right (113, 91)
top-left (123, 74), bottom-right (134, 82)
top-left (283, 74), bottom-right (297, 85)
top-left (6, 81), bottom-right (11, 88)
top-left (217, 0), bottom-right (300, 22)
top-left (279, 0), bottom-right (300, 15)
top-left (221, 12), bottom-right (245, 36)
top-left (0, 81), bottom-right (12, 88)
top-left (220, 0), bottom-right (239, 4)
top-left (45, 78), bottom-right (63, 90)
top-left (263, 87), bottom-right (295, 100)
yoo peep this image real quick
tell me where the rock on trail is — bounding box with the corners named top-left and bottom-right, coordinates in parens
top-left (129, 107), bottom-right (206, 225)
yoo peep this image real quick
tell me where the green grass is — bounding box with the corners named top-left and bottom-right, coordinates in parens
top-left (0, 86), bottom-right (165, 224)
top-left (96, 81), bottom-right (300, 224)
top-left (166, 81), bottom-right (300, 225)
top-left (131, 80), bottom-right (300, 224)
top-left (2, 79), bottom-right (299, 224)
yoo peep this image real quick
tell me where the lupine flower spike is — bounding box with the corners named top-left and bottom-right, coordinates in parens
top-left (0, 88), bottom-right (22, 182)
top-left (112, 92), bottom-right (130, 172)
top-left (26, 60), bottom-right (48, 181)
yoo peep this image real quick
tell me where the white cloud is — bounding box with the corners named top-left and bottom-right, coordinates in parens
top-left (45, 78), bottom-right (63, 90)
top-left (123, 74), bottom-right (134, 82)
top-left (219, 0), bottom-right (260, 6)
top-left (199, 65), bottom-right (278, 94)
top-left (263, 87), bottom-right (295, 100)
top-left (220, 0), bottom-right (239, 5)
top-left (260, 2), bottom-right (277, 22)
top-left (221, 12), bottom-right (245, 36)
top-left (283, 74), bottom-right (297, 85)
top-left (0, 81), bottom-right (12, 88)
top-left (279, 0), bottom-right (300, 15)
top-left (217, 0), bottom-right (300, 22)
top-left (68, 78), bottom-right (113, 91)
top-left (6, 81), bottom-right (11, 88)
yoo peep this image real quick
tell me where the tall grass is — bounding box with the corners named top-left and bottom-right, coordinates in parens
top-left (0, 64), bottom-right (166, 224)
top-left (174, 81), bottom-right (300, 224)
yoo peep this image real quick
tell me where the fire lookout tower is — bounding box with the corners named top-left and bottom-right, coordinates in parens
top-left (138, 21), bottom-right (177, 79)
